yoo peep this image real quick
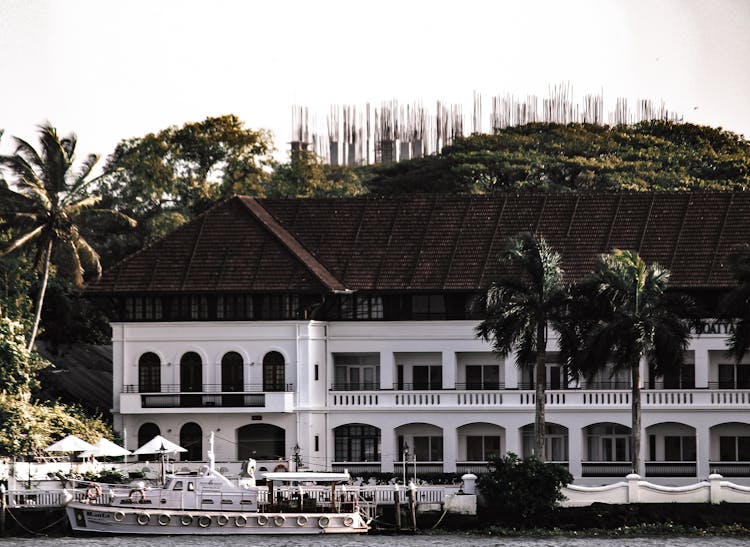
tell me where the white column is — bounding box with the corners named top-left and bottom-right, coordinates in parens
top-left (381, 427), bottom-right (395, 472)
top-left (568, 425), bottom-right (583, 480)
top-left (443, 427), bottom-right (457, 472)
top-left (696, 423), bottom-right (711, 479)
top-left (380, 351), bottom-right (394, 390)
top-left (442, 351), bottom-right (456, 389)
top-left (694, 346), bottom-right (709, 389)
top-left (505, 424), bottom-right (521, 456)
top-left (504, 352), bottom-right (519, 389)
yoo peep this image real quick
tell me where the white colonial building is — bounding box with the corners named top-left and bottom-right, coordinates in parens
top-left (91, 193), bottom-right (750, 484)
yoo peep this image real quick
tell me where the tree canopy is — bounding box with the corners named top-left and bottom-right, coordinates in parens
top-left (362, 121), bottom-right (750, 194)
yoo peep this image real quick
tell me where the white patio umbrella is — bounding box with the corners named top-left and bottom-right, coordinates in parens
top-left (46, 434), bottom-right (96, 453)
top-left (133, 435), bottom-right (187, 456)
top-left (133, 435), bottom-right (187, 483)
top-left (46, 435), bottom-right (96, 474)
top-left (80, 438), bottom-right (132, 458)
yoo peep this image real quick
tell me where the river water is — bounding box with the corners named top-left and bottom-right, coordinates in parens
top-left (0, 536), bottom-right (747, 547)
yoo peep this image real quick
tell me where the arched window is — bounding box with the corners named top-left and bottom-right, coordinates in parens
top-left (334, 424), bottom-right (381, 462)
top-left (180, 352), bottom-right (202, 406)
top-left (138, 352), bottom-right (161, 392)
top-left (222, 352), bottom-right (244, 406)
top-left (137, 423), bottom-right (160, 462)
top-left (180, 422), bottom-right (203, 461)
top-left (237, 424), bottom-right (285, 460)
top-left (262, 351), bottom-right (285, 392)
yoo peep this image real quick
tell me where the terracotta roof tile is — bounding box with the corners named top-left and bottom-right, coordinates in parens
top-left (88, 193), bottom-right (750, 294)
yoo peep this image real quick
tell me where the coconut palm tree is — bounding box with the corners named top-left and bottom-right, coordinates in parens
top-left (0, 123), bottom-right (135, 350)
top-left (476, 232), bottom-right (569, 460)
top-left (571, 249), bottom-right (695, 475)
top-left (721, 244), bottom-right (750, 363)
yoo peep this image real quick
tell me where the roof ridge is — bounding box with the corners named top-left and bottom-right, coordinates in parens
top-left (238, 197), bottom-right (349, 293)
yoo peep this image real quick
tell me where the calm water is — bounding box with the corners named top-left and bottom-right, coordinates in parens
top-left (0, 536), bottom-right (748, 547)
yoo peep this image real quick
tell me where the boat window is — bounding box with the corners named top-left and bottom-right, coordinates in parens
top-left (173, 481), bottom-right (183, 491)
top-left (187, 482), bottom-right (195, 491)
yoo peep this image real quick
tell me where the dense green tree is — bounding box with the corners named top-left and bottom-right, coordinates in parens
top-left (0, 123), bottom-right (134, 350)
top-left (363, 121), bottom-right (750, 194)
top-left (0, 316), bottom-right (46, 397)
top-left (570, 250), bottom-right (696, 474)
top-left (476, 233), bottom-right (569, 459)
top-left (96, 115), bottom-right (274, 265)
top-left (267, 149), bottom-right (366, 198)
top-left (721, 244), bottom-right (750, 363)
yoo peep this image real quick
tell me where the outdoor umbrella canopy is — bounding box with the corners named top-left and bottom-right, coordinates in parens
top-left (133, 435), bottom-right (187, 455)
top-left (45, 434), bottom-right (96, 453)
top-left (79, 438), bottom-right (132, 458)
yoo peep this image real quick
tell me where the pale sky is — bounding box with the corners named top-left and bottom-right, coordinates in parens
top-left (1, 0), bottom-right (749, 163)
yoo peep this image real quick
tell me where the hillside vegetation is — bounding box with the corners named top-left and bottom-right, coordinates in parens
top-left (362, 121), bottom-right (750, 194)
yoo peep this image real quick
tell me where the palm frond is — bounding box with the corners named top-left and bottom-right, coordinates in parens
top-left (74, 234), bottom-right (102, 280)
top-left (0, 225), bottom-right (44, 257)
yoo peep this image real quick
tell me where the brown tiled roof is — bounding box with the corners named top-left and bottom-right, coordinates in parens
top-left (88, 193), bottom-right (750, 294)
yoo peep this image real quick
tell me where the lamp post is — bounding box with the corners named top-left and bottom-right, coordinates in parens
top-left (402, 442), bottom-right (409, 485)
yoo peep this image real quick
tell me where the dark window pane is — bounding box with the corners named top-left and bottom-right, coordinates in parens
top-left (720, 436), bottom-right (736, 461)
top-left (739, 437), bottom-right (750, 461)
top-left (664, 436), bottom-right (681, 461)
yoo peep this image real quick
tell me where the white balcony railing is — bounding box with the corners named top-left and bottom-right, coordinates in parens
top-left (328, 388), bottom-right (750, 410)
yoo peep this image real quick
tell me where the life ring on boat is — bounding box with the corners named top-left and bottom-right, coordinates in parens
top-left (158, 514), bottom-right (171, 526)
top-left (137, 513), bottom-right (150, 526)
top-left (113, 511), bottom-right (125, 522)
top-left (129, 488), bottom-right (145, 504)
top-left (198, 515), bottom-right (212, 528)
top-left (257, 514), bottom-right (268, 526)
top-left (296, 515), bottom-right (308, 526)
top-left (216, 514), bottom-right (229, 526)
top-left (273, 463), bottom-right (288, 472)
top-left (235, 515), bottom-right (247, 527)
top-left (86, 482), bottom-right (102, 501)
top-left (180, 514), bottom-right (193, 526)
top-left (273, 515), bottom-right (285, 527)
top-left (344, 516), bottom-right (354, 527)
top-left (318, 516), bottom-right (329, 528)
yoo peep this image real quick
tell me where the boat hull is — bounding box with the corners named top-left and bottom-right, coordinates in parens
top-left (66, 502), bottom-right (369, 535)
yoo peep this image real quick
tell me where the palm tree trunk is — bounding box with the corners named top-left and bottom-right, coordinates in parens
top-left (630, 359), bottom-right (642, 475)
top-left (27, 239), bottom-right (52, 352)
top-left (534, 321), bottom-right (547, 460)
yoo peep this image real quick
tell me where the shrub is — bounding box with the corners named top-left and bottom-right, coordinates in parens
top-left (477, 452), bottom-right (572, 526)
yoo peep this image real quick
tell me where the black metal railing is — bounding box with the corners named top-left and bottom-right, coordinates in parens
top-left (581, 461), bottom-right (632, 477)
top-left (330, 383), bottom-right (381, 391)
top-left (645, 461), bottom-right (697, 477)
top-left (124, 383), bottom-right (294, 393)
top-left (709, 462), bottom-right (750, 476)
top-left (454, 382), bottom-right (505, 390)
top-left (141, 393), bottom-right (267, 408)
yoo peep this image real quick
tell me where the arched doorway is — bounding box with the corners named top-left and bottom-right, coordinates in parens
top-left (180, 351), bottom-right (202, 406)
top-left (221, 351), bottom-right (244, 406)
top-left (237, 424), bottom-right (285, 460)
top-left (138, 352), bottom-right (160, 392)
top-left (262, 351), bottom-right (285, 392)
top-left (137, 423), bottom-right (160, 462)
top-left (180, 422), bottom-right (203, 461)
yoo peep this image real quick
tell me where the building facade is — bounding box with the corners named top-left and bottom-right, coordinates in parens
top-left (91, 193), bottom-right (750, 484)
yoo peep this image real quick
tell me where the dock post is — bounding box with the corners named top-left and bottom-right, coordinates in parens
top-left (408, 480), bottom-right (417, 531)
top-left (393, 484), bottom-right (401, 530)
top-left (1, 484), bottom-right (6, 532)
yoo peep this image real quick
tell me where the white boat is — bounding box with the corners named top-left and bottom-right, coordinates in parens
top-left (65, 440), bottom-right (370, 535)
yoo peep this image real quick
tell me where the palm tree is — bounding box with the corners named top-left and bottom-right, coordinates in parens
top-left (0, 123), bottom-right (134, 350)
top-left (476, 232), bottom-right (569, 460)
top-left (721, 244), bottom-right (750, 363)
top-left (571, 249), bottom-right (695, 475)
